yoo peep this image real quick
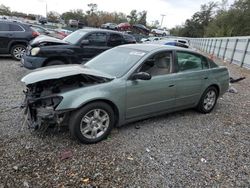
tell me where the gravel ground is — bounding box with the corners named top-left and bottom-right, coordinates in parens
top-left (0, 56), bottom-right (249, 187)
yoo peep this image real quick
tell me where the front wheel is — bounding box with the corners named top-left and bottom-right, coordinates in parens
top-left (11, 44), bottom-right (26, 60)
top-left (197, 86), bottom-right (218, 113)
top-left (69, 102), bottom-right (115, 144)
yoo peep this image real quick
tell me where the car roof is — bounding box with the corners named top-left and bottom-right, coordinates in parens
top-left (119, 44), bottom-right (194, 52)
top-left (0, 20), bottom-right (31, 28)
top-left (78, 28), bottom-right (134, 36)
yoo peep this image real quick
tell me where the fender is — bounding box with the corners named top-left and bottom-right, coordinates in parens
top-left (8, 40), bottom-right (29, 52)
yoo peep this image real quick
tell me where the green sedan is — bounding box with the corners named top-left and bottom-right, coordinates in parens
top-left (21, 44), bottom-right (229, 144)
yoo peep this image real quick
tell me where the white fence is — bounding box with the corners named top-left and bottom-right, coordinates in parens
top-left (189, 36), bottom-right (250, 69)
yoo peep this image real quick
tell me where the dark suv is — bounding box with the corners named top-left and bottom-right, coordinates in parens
top-left (0, 20), bottom-right (39, 60)
top-left (22, 28), bottom-right (137, 69)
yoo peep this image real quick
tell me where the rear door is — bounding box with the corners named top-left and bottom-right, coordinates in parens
top-left (174, 51), bottom-right (209, 108)
top-left (79, 32), bottom-right (110, 61)
top-left (0, 22), bottom-right (10, 53)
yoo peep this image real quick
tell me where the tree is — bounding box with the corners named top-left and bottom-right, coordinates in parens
top-left (47, 11), bottom-right (60, 23)
top-left (127, 10), bottom-right (138, 25)
top-left (137, 11), bottom-right (147, 25)
top-left (86, 3), bottom-right (97, 15)
top-left (0, 4), bottom-right (11, 16)
top-left (61, 9), bottom-right (86, 23)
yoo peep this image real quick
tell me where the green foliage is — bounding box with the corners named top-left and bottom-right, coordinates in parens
top-left (127, 10), bottom-right (147, 25)
top-left (171, 0), bottom-right (250, 37)
top-left (47, 11), bottom-right (60, 23)
top-left (0, 4), bottom-right (11, 16)
top-left (61, 9), bottom-right (86, 23)
top-left (0, 3), bottom-right (147, 28)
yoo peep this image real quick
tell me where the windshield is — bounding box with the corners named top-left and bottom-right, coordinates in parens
top-left (85, 47), bottom-right (147, 77)
top-left (63, 30), bottom-right (88, 44)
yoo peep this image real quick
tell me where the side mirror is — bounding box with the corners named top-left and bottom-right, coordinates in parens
top-left (81, 40), bottom-right (90, 45)
top-left (131, 72), bottom-right (151, 80)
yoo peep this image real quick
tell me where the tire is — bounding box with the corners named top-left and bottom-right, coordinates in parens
top-left (162, 33), bottom-right (167, 36)
top-left (45, 60), bottom-right (65, 66)
top-left (69, 102), bottom-right (115, 144)
top-left (196, 86), bottom-right (218, 113)
top-left (11, 44), bottom-right (26, 61)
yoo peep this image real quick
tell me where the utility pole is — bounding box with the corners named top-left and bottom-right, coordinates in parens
top-left (46, 2), bottom-right (48, 18)
top-left (160, 14), bottom-right (166, 28)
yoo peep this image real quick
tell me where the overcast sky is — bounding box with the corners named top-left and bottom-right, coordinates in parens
top-left (0, 0), bottom-right (234, 28)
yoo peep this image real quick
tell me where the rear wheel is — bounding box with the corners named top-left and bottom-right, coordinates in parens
top-left (69, 102), bottom-right (115, 144)
top-left (45, 60), bottom-right (65, 66)
top-left (11, 44), bottom-right (26, 60)
top-left (197, 86), bottom-right (218, 113)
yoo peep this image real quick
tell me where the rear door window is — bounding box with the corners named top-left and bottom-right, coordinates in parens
top-left (0, 23), bottom-right (10, 31)
top-left (85, 32), bottom-right (107, 46)
top-left (9, 24), bottom-right (24, 31)
top-left (176, 51), bottom-right (208, 72)
top-left (108, 33), bottom-right (123, 47)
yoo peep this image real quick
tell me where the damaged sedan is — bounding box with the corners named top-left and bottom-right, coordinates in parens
top-left (21, 44), bottom-right (229, 144)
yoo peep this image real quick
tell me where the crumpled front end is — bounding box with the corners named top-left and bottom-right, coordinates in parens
top-left (21, 73), bottom-right (112, 131)
top-left (22, 84), bottom-right (69, 131)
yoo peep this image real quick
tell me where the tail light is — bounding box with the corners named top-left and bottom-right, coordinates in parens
top-left (32, 31), bottom-right (40, 37)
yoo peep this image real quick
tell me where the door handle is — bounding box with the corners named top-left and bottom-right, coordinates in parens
top-left (169, 84), bottom-right (175, 87)
top-left (204, 77), bottom-right (208, 80)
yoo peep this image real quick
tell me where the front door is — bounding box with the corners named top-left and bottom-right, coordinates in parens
top-left (126, 51), bottom-right (176, 119)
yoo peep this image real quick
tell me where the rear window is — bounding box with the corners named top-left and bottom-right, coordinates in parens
top-left (124, 34), bottom-right (135, 41)
top-left (10, 24), bottom-right (24, 31)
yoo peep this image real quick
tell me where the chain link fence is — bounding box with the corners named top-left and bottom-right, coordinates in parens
top-left (189, 36), bottom-right (250, 69)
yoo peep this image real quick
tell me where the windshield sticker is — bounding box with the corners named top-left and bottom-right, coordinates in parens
top-left (129, 51), bottom-right (145, 56)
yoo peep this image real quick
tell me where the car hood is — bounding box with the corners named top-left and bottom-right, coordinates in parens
top-left (30, 35), bottom-right (69, 47)
top-left (21, 65), bottom-right (115, 85)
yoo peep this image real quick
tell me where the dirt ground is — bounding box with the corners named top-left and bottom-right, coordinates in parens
top-left (0, 56), bottom-right (249, 187)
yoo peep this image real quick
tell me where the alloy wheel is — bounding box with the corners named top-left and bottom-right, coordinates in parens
top-left (13, 47), bottom-right (26, 60)
top-left (80, 109), bottom-right (110, 139)
top-left (203, 90), bottom-right (216, 111)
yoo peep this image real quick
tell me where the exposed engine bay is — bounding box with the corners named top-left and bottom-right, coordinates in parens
top-left (22, 74), bottom-right (111, 131)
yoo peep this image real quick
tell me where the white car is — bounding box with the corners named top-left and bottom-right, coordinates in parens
top-left (141, 37), bottom-right (162, 43)
top-left (151, 28), bottom-right (169, 36)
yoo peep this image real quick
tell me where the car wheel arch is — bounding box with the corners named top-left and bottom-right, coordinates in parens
top-left (76, 99), bottom-right (120, 126)
top-left (43, 57), bottom-right (69, 66)
top-left (208, 84), bottom-right (220, 96)
top-left (9, 41), bottom-right (28, 53)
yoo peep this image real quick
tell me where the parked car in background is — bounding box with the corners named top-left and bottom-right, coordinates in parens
top-left (101, 23), bottom-right (118, 30)
top-left (175, 38), bottom-right (190, 47)
top-left (54, 29), bottom-right (73, 39)
top-left (132, 24), bottom-right (150, 34)
top-left (117, 22), bottom-right (131, 31)
top-left (31, 25), bottom-right (54, 36)
top-left (151, 28), bottom-right (170, 36)
top-left (69, 19), bottom-right (78, 27)
top-left (164, 41), bottom-right (189, 48)
top-left (21, 44), bottom-right (229, 144)
top-left (0, 20), bottom-right (39, 60)
top-left (38, 17), bottom-right (47, 25)
top-left (21, 29), bottom-right (137, 69)
top-left (141, 37), bottom-right (162, 43)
